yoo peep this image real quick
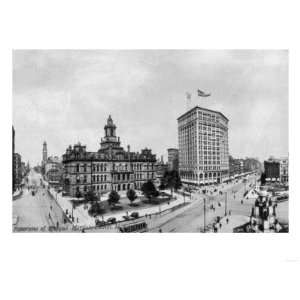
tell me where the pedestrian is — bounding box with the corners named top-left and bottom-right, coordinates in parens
top-left (50, 205), bottom-right (52, 210)
top-left (48, 212), bottom-right (51, 219)
top-left (241, 199), bottom-right (243, 204)
top-left (226, 218), bottom-right (229, 224)
top-left (56, 221), bottom-right (59, 228)
top-left (219, 223), bottom-right (222, 229)
top-left (213, 224), bottom-right (217, 232)
top-left (159, 228), bottom-right (162, 233)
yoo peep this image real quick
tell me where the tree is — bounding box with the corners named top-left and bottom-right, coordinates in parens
top-left (84, 189), bottom-right (98, 202)
top-left (141, 180), bottom-right (158, 200)
top-left (108, 190), bottom-right (120, 206)
top-left (127, 189), bottom-right (137, 205)
top-left (88, 201), bottom-right (105, 217)
top-left (158, 182), bottom-right (166, 190)
top-left (162, 170), bottom-right (182, 197)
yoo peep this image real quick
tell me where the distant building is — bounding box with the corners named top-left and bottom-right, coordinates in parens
top-left (13, 153), bottom-right (22, 188)
top-left (154, 156), bottom-right (169, 186)
top-left (62, 115), bottom-right (157, 197)
top-left (243, 157), bottom-right (262, 173)
top-left (280, 158), bottom-right (288, 184)
top-left (178, 106), bottom-right (229, 186)
top-left (167, 148), bottom-right (179, 171)
top-left (12, 126), bottom-right (15, 191)
top-left (45, 156), bottom-right (63, 186)
top-left (229, 156), bottom-right (242, 178)
top-left (264, 159), bottom-right (280, 182)
top-left (21, 162), bottom-right (26, 177)
top-left (42, 141), bottom-right (48, 165)
top-left (230, 156), bottom-right (261, 178)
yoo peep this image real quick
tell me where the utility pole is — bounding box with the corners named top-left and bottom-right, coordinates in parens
top-left (225, 191), bottom-right (227, 216)
top-left (203, 197), bottom-right (206, 233)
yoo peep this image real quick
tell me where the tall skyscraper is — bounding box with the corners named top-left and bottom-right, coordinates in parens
top-left (42, 141), bottom-right (48, 165)
top-left (178, 106), bottom-right (229, 186)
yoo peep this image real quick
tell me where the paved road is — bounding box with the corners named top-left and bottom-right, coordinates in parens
top-left (149, 175), bottom-right (258, 232)
top-left (13, 169), bottom-right (70, 230)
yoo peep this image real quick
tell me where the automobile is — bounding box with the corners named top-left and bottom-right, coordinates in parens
top-left (111, 205), bottom-right (123, 211)
top-left (95, 220), bottom-right (107, 227)
top-left (130, 212), bottom-right (139, 219)
top-left (107, 217), bottom-right (117, 224)
top-left (276, 195), bottom-right (288, 201)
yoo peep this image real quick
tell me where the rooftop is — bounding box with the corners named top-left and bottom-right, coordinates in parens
top-left (177, 106), bottom-right (229, 122)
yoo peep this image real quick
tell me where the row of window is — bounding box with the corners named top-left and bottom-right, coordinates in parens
top-left (74, 163), bottom-right (155, 173)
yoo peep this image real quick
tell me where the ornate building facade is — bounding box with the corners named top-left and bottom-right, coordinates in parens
top-left (62, 115), bottom-right (157, 197)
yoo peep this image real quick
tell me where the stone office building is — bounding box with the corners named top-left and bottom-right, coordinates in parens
top-left (178, 106), bottom-right (229, 186)
top-left (167, 148), bottom-right (179, 171)
top-left (62, 115), bottom-right (157, 197)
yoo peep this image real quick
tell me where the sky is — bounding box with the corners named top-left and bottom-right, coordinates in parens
top-left (13, 50), bottom-right (288, 166)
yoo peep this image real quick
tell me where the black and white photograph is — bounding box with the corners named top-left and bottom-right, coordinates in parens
top-left (12, 49), bottom-right (288, 233)
top-left (2, 2), bottom-right (299, 300)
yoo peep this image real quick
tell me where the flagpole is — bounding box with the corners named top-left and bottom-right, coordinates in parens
top-left (186, 92), bottom-right (192, 111)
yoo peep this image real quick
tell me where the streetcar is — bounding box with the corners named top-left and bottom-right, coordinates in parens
top-left (119, 220), bottom-right (148, 233)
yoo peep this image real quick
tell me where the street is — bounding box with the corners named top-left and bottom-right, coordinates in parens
top-left (13, 169), bottom-right (70, 231)
top-left (149, 175), bottom-right (258, 232)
